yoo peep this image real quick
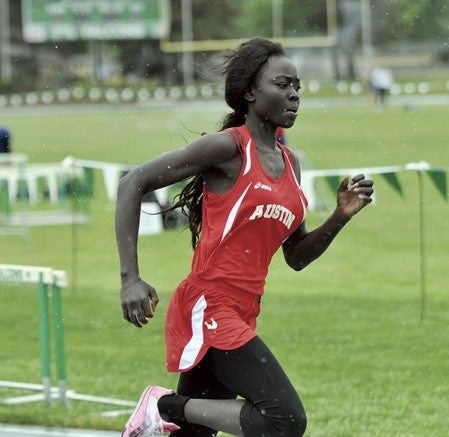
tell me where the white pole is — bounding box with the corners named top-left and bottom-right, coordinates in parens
top-left (0, 0), bottom-right (13, 82)
top-left (272, 0), bottom-right (283, 38)
top-left (181, 0), bottom-right (194, 87)
top-left (361, 0), bottom-right (374, 61)
top-left (417, 171), bottom-right (426, 321)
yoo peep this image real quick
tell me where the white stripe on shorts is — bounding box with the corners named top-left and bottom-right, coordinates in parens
top-left (178, 294), bottom-right (207, 370)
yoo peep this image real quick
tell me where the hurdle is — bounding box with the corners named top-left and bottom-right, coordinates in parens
top-left (0, 263), bottom-right (138, 413)
top-left (0, 263), bottom-right (69, 406)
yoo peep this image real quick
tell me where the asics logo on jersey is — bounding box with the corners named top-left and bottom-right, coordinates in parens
top-left (205, 318), bottom-right (218, 330)
top-left (254, 182), bottom-right (272, 191)
top-left (248, 204), bottom-right (296, 229)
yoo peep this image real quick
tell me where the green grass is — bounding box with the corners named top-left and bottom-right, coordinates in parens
top-left (0, 102), bottom-right (448, 436)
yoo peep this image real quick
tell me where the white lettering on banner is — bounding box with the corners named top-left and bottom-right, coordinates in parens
top-left (248, 204), bottom-right (296, 229)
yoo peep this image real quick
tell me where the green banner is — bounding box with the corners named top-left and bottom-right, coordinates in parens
top-left (319, 165), bottom-right (447, 201)
top-left (381, 172), bottom-right (404, 197)
top-left (323, 175), bottom-right (341, 194)
top-left (426, 169), bottom-right (447, 200)
top-left (22, 0), bottom-right (169, 42)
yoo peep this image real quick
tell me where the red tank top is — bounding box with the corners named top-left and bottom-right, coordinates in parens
top-left (189, 125), bottom-right (307, 296)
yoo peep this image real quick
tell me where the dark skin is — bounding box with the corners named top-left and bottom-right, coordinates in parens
top-left (115, 55), bottom-right (374, 329)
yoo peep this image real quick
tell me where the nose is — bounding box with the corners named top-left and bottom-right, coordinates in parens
top-left (288, 89), bottom-right (299, 101)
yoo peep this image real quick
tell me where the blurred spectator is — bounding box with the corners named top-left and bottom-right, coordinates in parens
top-left (276, 127), bottom-right (287, 145)
top-left (0, 127), bottom-right (11, 153)
top-left (368, 66), bottom-right (394, 108)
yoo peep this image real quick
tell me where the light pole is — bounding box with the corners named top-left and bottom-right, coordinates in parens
top-left (0, 0), bottom-right (13, 82)
top-left (181, 0), bottom-right (194, 87)
top-left (272, 0), bottom-right (283, 39)
top-left (361, 0), bottom-right (374, 62)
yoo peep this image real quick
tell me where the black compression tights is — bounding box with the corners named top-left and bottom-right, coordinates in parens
top-left (166, 336), bottom-right (307, 436)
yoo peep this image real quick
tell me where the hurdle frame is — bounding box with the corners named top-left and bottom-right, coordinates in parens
top-left (0, 264), bottom-right (69, 406)
top-left (0, 263), bottom-right (137, 413)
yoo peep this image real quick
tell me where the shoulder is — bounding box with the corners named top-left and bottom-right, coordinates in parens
top-left (282, 145), bottom-right (299, 168)
top-left (168, 130), bottom-right (240, 174)
top-left (200, 130), bottom-right (245, 193)
top-left (204, 130), bottom-right (240, 149)
top-left (282, 146), bottom-right (302, 183)
top-left (195, 130), bottom-right (240, 162)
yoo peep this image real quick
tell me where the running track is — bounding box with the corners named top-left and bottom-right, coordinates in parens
top-left (0, 424), bottom-right (120, 437)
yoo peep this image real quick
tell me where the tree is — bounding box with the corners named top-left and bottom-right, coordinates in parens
top-left (234, 0), bottom-right (328, 39)
top-left (169, 0), bottom-right (242, 41)
top-left (371, 0), bottom-right (449, 45)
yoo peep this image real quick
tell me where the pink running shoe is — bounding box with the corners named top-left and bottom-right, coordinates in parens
top-left (122, 386), bottom-right (181, 436)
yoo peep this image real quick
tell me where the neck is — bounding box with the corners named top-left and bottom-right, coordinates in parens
top-left (245, 117), bottom-right (278, 149)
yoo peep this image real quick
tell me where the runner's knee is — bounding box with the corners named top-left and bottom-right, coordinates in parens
top-left (241, 398), bottom-right (307, 436)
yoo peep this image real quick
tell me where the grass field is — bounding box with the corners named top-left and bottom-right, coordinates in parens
top-left (0, 100), bottom-right (448, 436)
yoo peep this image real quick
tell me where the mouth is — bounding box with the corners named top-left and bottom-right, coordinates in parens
top-left (284, 106), bottom-right (298, 117)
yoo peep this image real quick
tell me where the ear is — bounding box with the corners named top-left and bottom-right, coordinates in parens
top-left (244, 89), bottom-right (255, 103)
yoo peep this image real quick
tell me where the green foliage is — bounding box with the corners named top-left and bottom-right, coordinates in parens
top-left (373, 0), bottom-right (449, 43)
top-left (152, 0), bottom-right (449, 44)
top-left (233, 0), bottom-right (327, 39)
top-left (0, 103), bottom-right (448, 435)
top-left (170, 0), bottom-right (243, 40)
top-left (0, 81), bottom-right (13, 94)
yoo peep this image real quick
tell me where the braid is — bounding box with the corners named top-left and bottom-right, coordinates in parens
top-left (221, 110), bottom-right (247, 130)
top-left (170, 175), bottom-right (204, 249)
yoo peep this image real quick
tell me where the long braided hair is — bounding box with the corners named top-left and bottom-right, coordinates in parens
top-left (172, 38), bottom-right (285, 249)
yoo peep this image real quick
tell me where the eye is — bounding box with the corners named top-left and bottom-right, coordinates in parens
top-left (273, 78), bottom-right (301, 91)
